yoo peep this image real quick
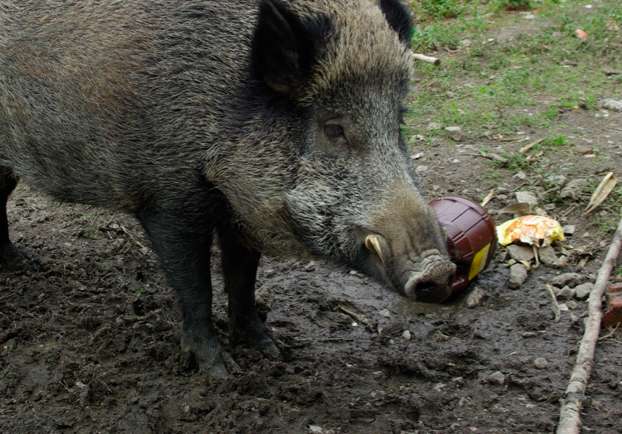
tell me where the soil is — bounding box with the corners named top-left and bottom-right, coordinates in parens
top-left (2, 114), bottom-right (621, 434)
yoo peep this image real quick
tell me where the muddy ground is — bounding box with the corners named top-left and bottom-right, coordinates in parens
top-left (1, 114), bottom-right (621, 434)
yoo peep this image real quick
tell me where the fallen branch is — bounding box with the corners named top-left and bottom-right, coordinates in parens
top-left (413, 53), bottom-right (440, 65)
top-left (556, 217), bottom-right (622, 434)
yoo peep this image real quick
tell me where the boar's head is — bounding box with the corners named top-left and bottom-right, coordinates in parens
top-left (227, 0), bottom-right (456, 302)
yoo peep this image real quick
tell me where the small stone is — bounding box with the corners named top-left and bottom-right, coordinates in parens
top-left (533, 357), bottom-right (549, 369)
top-left (515, 191), bottom-right (538, 206)
top-left (539, 246), bottom-right (567, 268)
top-left (509, 263), bottom-right (528, 289)
top-left (427, 122), bottom-right (441, 130)
top-left (415, 165), bottom-right (429, 174)
top-left (563, 225), bottom-right (576, 235)
top-left (445, 126), bottom-right (464, 141)
top-left (573, 282), bottom-right (594, 300)
top-left (507, 245), bottom-right (535, 262)
top-left (445, 126), bottom-right (462, 133)
top-left (488, 371), bottom-right (506, 385)
top-left (560, 179), bottom-right (588, 200)
top-left (601, 98), bottom-right (622, 112)
top-left (402, 330), bottom-right (412, 340)
top-left (264, 269), bottom-right (277, 278)
top-left (551, 272), bottom-right (585, 287)
top-left (567, 300), bottom-right (578, 310)
top-left (513, 171), bottom-right (528, 181)
top-left (309, 425), bottom-right (324, 434)
top-left (466, 286), bottom-right (487, 308)
top-left (379, 309), bottom-right (391, 318)
top-left (304, 261), bottom-right (316, 272)
top-left (546, 174), bottom-right (567, 188)
top-left (554, 285), bottom-right (575, 300)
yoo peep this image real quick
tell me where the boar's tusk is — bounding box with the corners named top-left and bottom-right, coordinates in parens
top-left (365, 234), bottom-right (385, 265)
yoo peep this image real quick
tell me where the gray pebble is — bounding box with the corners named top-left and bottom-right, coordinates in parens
top-left (509, 263), bottom-right (528, 289)
top-left (554, 285), bottom-right (575, 300)
top-left (533, 357), bottom-right (549, 369)
top-left (551, 272), bottom-right (585, 287)
top-left (488, 371), bottom-right (506, 385)
top-left (573, 282), bottom-right (594, 300)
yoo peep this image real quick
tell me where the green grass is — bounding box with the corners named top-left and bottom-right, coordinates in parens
top-left (405, 0), bottom-right (622, 140)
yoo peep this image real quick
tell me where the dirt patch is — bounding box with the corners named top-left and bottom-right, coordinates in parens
top-left (1, 171), bottom-right (621, 433)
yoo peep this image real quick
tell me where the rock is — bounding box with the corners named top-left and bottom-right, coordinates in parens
top-left (573, 282), bottom-right (594, 300)
top-left (308, 425), bottom-right (324, 434)
top-left (554, 285), bottom-right (575, 300)
top-left (445, 126), bottom-right (464, 141)
top-left (567, 300), bottom-right (578, 310)
top-left (539, 246), bottom-right (567, 268)
top-left (466, 286), bottom-right (486, 308)
top-left (487, 371), bottom-right (506, 385)
top-left (509, 264), bottom-right (528, 289)
top-left (601, 98), bottom-right (622, 112)
top-left (402, 330), bottom-right (412, 340)
top-left (563, 225), bottom-right (576, 235)
top-left (427, 122), bottom-right (441, 130)
top-left (513, 171), bottom-right (527, 181)
top-left (515, 191), bottom-right (538, 206)
top-left (533, 357), bottom-right (549, 369)
top-left (551, 272), bottom-right (585, 287)
top-left (304, 261), bottom-right (316, 272)
top-left (507, 245), bottom-right (535, 262)
top-left (545, 174), bottom-right (567, 188)
top-left (379, 309), bottom-right (391, 318)
top-left (415, 165), bottom-right (429, 174)
top-left (560, 178), bottom-right (588, 200)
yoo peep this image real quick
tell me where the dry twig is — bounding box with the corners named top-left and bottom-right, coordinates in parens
top-left (556, 217), bottom-right (622, 434)
top-left (413, 53), bottom-right (440, 65)
top-left (545, 284), bottom-right (561, 322)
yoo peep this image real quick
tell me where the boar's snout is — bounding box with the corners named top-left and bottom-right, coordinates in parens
top-left (361, 220), bottom-right (456, 303)
top-left (402, 249), bottom-right (457, 302)
top-left (354, 183), bottom-right (458, 302)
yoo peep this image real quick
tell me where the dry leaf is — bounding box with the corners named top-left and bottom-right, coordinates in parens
top-left (584, 172), bottom-right (618, 215)
top-left (519, 138), bottom-right (543, 154)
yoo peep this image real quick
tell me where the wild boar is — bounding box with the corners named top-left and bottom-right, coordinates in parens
top-left (0, 0), bottom-right (456, 377)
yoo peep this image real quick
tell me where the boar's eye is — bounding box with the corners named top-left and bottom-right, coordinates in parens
top-left (324, 123), bottom-right (345, 140)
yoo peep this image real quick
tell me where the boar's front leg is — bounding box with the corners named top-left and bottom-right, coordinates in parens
top-left (218, 223), bottom-right (280, 358)
top-left (139, 210), bottom-right (232, 378)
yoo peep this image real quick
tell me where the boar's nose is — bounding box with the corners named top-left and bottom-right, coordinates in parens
top-left (404, 250), bottom-right (457, 303)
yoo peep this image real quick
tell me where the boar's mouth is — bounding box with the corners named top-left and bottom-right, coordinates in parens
top-left (364, 234), bottom-right (456, 303)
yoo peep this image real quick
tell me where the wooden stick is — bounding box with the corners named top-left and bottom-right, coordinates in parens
top-left (556, 218), bottom-right (622, 434)
top-left (413, 53), bottom-right (440, 65)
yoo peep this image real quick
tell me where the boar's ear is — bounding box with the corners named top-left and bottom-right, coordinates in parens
top-left (252, 0), bottom-right (332, 95)
top-left (379, 0), bottom-right (414, 46)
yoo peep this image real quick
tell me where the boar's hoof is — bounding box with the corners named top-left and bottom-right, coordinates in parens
top-left (180, 333), bottom-right (239, 379)
top-left (0, 243), bottom-right (41, 272)
top-left (230, 320), bottom-right (281, 360)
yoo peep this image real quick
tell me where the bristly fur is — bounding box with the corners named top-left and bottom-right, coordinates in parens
top-left (0, 0), bottom-right (450, 293)
top-left (291, 0), bottom-right (414, 105)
